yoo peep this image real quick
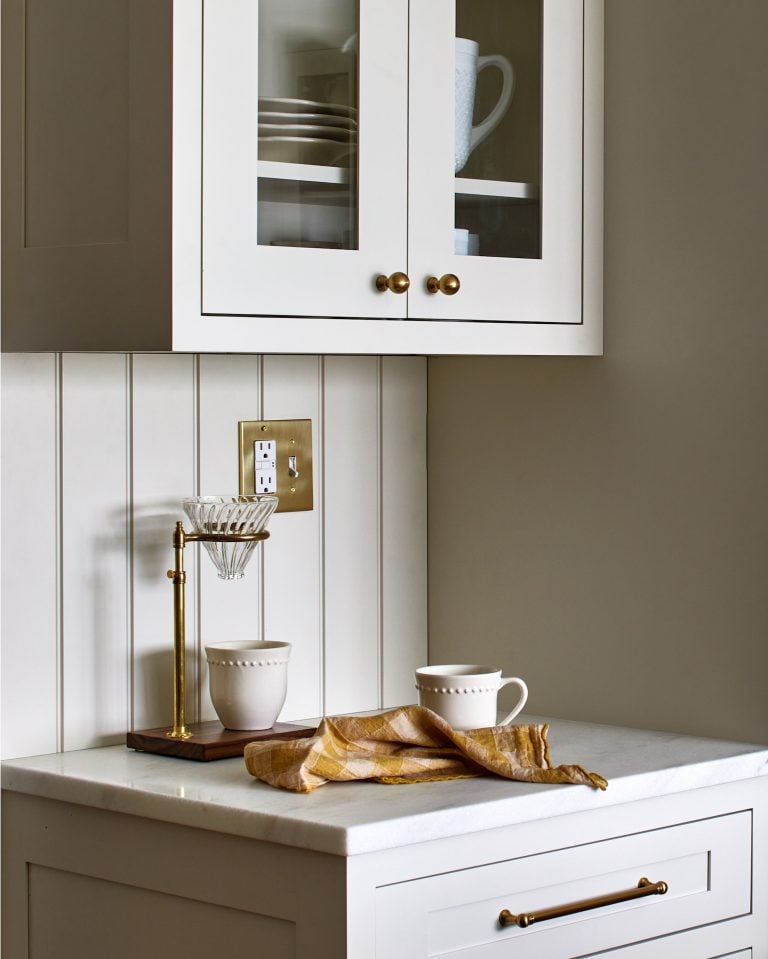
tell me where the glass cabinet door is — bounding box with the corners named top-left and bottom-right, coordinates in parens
top-left (408, 0), bottom-right (584, 324)
top-left (202, 0), bottom-right (408, 319)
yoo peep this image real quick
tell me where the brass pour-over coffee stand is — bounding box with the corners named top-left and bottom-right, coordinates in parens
top-left (127, 496), bottom-right (314, 761)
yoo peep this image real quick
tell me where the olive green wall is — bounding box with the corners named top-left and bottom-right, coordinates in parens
top-left (428, 0), bottom-right (768, 744)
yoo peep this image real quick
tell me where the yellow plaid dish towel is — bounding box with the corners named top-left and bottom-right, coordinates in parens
top-left (243, 706), bottom-right (607, 793)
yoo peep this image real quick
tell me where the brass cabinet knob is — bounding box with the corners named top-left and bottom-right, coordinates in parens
top-left (375, 272), bottom-right (410, 294)
top-left (426, 273), bottom-right (461, 295)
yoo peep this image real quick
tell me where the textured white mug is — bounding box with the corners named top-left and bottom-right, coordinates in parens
top-left (415, 664), bottom-right (528, 731)
top-left (455, 38), bottom-right (515, 174)
top-left (454, 228), bottom-right (480, 255)
top-left (205, 640), bottom-right (291, 730)
top-left (454, 228), bottom-right (470, 254)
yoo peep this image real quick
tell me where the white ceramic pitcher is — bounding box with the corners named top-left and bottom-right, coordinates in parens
top-left (455, 38), bottom-right (515, 173)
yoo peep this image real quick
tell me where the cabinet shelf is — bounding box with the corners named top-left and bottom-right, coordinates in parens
top-left (258, 160), bottom-right (351, 186)
top-left (455, 177), bottom-right (538, 202)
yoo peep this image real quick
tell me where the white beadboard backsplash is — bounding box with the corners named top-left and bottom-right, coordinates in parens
top-left (0, 353), bottom-right (427, 760)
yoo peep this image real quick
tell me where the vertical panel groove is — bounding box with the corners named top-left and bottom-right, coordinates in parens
top-left (319, 356), bottom-right (327, 716)
top-left (131, 354), bottom-right (197, 731)
top-left (197, 355), bottom-right (263, 721)
top-left (60, 353), bottom-right (130, 749)
top-left (193, 355), bottom-right (202, 723)
top-left (381, 357), bottom-right (428, 706)
top-left (261, 355), bottom-right (322, 720)
top-left (258, 354), bottom-right (266, 646)
top-left (55, 353), bottom-right (64, 752)
top-left (377, 357), bottom-right (384, 709)
top-left (323, 357), bottom-right (380, 713)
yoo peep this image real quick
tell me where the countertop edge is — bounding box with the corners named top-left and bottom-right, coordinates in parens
top-left (3, 747), bottom-right (768, 857)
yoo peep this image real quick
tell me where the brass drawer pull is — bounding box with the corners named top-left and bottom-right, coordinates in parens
top-left (499, 877), bottom-right (669, 929)
top-left (375, 272), bottom-right (410, 294)
top-left (426, 273), bottom-right (461, 295)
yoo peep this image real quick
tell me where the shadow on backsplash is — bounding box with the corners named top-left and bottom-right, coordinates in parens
top-left (131, 500), bottom-right (187, 582)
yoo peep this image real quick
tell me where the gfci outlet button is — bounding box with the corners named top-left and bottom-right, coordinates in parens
top-left (238, 420), bottom-right (313, 513)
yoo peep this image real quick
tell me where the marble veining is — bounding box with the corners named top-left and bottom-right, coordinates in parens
top-left (2, 715), bottom-right (766, 856)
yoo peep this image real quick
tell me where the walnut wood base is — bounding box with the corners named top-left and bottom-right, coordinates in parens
top-left (126, 720), bottom-right (316, 762)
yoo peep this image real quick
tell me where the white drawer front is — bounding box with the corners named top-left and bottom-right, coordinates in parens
top-left (600, 937), bottom-right (752, 958)
top-left (376, 812), bottom-right (751, 958)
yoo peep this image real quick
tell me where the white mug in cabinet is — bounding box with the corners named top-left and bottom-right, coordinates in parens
top-left (454, 228), bottom-right (480, 255)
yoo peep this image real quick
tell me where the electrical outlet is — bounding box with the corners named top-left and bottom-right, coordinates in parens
top-left (254, 439), bottom-right (277, 493)
top-left (238, 420), bottom-right (313, 512)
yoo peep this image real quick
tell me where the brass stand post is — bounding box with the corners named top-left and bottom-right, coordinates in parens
top-left (166, 522), bottom-right (191, 739)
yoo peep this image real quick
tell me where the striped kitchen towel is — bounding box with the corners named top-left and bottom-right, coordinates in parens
top-left (243, 705), bottom-right (607, 793)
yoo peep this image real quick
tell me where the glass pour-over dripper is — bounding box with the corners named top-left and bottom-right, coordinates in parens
top-left (182, 495), bottom-right (278, 580)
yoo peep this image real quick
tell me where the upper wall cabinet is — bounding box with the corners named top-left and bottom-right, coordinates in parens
top-left (1, 0), bottom-right (602, 355)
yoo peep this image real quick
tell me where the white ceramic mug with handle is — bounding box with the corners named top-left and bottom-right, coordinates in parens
top-left (415, 664), bottom-right (528, 731)
top-left (455, 38), bottom-right (515, 173)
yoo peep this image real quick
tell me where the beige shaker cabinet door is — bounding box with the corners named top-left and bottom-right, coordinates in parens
top-left (201, 0), bottom-right (409, 322)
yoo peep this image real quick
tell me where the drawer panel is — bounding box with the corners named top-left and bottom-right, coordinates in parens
top-left (375, 812), bottom-right (751, 958)
top-left (600, 937), bottom-right (752, 958)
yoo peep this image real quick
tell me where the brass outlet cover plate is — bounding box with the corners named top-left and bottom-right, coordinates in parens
top-left (238, 419), bottom-right (313, 513)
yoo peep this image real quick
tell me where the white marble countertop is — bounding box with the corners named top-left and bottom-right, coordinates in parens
top-left (3, 715), bottom-right (767, 856)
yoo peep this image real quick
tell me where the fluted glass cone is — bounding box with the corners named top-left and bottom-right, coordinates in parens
top-left (183, 495), bottom-right (278, 580)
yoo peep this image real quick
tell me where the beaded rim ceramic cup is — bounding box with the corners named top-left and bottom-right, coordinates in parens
top-left (205, 640), bottom-right (291, 730)
top-left (415, 664), bottom-right (528, 731)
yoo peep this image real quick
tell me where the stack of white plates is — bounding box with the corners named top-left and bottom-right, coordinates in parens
top-left (258, 97), bottom-right (357, 167)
